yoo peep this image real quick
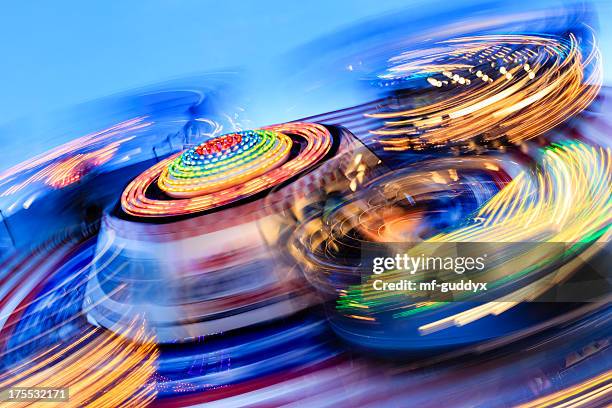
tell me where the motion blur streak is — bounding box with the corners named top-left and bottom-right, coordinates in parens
top-left (515, 370), bottom-right (612, 408)
top-left (368, 32), bottom-right (601, 149)
top-left (336, 141), bottom-right (610, 334)
top-left (433, 142), bottom-right (611, 241)
top-left (3, 139), bottom-right (129, 194)
top-left (0, 1), bottom-right (610, 407)
top-left (0, 118), bottom-right (148, 197)
top-left (0, 321), bottom-right (158, 407)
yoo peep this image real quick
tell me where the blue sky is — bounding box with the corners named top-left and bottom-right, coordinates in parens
top-left (0, 0), bottom-right (610, 170)
top-left (0, 1), bottom-right (415, 125)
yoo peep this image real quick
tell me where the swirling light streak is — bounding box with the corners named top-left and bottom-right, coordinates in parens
top-left (333, 141), bottom-right (610, 339)
top-left (0, 322), bottom-right (158, 408)
top-left (413, 141), bottom-right (611, 333)
top-left (0, 229), bottom-right (157, 407)
top-left (0, 233), bottom-right (124, 357)
top-left (2, 233), bottom-right (608, 406)
top-left (289, 155), bottom-right (511, 294)
top-left (516, 369), bottom-right (612, 408)
top-left (0, 118), bottom-right (149, 198)
top-left (367, 32), bottom-right (601, 149)
top-left (121, 122), bottom-right (332, 217)
top-left (431, 142), bottom-right (611, 243)
top-left (0, 8), bottom-right (609, 407)
top-left (0, 140), bottom-right (129, 195)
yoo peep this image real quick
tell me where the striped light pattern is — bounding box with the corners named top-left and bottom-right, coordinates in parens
top-left (368, 33), bottom-right (601, 149)
top-left (121, 122), bottom-right (332, 217)
top-left (158, 130), bottom-right (293, 198)
top-left (337, 141), bottom-right (611, 332)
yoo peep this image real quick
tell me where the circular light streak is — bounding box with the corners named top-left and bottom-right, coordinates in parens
top-left (315, 141), bottom-right (610, 347)
top-left (121, 122), bottom-right (332, 217)
top-left (158, 130), bottom-right (293, 197)
top-left (367, 33), bottom-right (602, 149)
top-left (289, 155), bottom-right (512, 295)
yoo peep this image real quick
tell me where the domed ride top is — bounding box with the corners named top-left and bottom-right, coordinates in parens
top-left (158, 130), bottom-right (293, 198)
top-left (120, 122), bottom-right (333, 217)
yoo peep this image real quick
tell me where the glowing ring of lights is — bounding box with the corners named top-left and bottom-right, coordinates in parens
top-left (309, 142), bottom-right (610, 345)
top-left (368, 33), bottom-right (601, 148)
top-left (121, 122), bottom-right (332, 217)
top-left (289, 155), bottom-right (512, 294)
top-left (158, 130), bottom-right (293, 197)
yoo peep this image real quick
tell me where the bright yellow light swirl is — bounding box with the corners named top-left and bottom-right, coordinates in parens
top-left (368, 33), bottom-right (602, 149)
top-left (515, 369), bottom-right (612, 408)
top-left (431, 142), bottom-right (611, 243)
top-left (339, 142), bottom-right (610, 333)
top-left (418, 141), bottom-right (611, 333)
top-left (0, 321), bottom-right (158, 408)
